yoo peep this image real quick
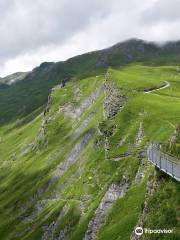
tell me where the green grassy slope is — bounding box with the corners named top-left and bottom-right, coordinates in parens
top-left (0, 64), bottom-right (179, 240)
top-left (1, 38), bottom-right (180, 126)
top-left (0, 53), bottom-right (103, 125)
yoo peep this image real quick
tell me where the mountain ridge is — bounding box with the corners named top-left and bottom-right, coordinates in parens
top-left (2, 38), bottom-right (180, 79)
top-left (0, 72), bottom-right (28, 85)
top-left (1, 38), bottom-right (180, 125)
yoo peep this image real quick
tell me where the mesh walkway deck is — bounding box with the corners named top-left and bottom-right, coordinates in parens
top-left (147, 144), bottom-right (180, 182)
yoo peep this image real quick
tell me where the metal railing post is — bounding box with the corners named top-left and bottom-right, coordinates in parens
top-left (172, 162), bottom-right (174, 177)
top-left (159, 153), bottom-right (161, 169)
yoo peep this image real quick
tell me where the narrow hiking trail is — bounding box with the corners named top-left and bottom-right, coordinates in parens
top-left (144, 81), bottom-right (170, 94)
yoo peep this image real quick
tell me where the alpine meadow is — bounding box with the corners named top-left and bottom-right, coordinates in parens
top-left (0, 38), bottom-right (180, 240)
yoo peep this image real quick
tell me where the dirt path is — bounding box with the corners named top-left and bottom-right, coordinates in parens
top-left (144, 81), bottom-right (170, 94)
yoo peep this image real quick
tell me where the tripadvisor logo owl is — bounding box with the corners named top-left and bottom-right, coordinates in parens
top-left (135, 227), bottom-right (144, 236)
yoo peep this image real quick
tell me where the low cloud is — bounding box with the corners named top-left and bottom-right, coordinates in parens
top-left (140, 0), bottom-right (180, 25)
top-left (1, 0), bottom-right (180, 76)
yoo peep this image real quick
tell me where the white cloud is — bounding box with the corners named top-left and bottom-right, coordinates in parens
top-left (0, 0), bottom-right (180, 76)
top-left (141, 0), bottom-right (180, 24)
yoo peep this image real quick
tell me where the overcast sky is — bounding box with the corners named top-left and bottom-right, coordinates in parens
top-left (1, 0), bottom-right (180, 77)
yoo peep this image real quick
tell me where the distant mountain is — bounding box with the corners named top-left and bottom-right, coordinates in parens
top-left (0, 72), bottom-right (28, 85)
top-left (96, 38), bottom-right (180, 67)
top-left (0, 38), bottom-right (180, 124)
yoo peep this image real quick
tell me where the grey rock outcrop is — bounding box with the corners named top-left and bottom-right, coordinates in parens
top-left (72, 112), bottom-right (96, 139)
top-left (59, 85), bottom-right (103, 121)
top-left (31, 90), bottom-right (53, 150)
top-left (84, 177), bottom-right (129, 240)
top-left (29, 129), bottom-right (95, 202)
top-left (103, 79), bottom-right (126, 119)
top-left (130, 171), bottom-right (159, 240)
top-left (135, 122), bottom-right (144, 146)
top-left (117, 136), bottom-right (127, 147)
top-left (41, 204), bottom-right (68, 240)
top-left (74, 87), bottom-right (81, 102)
top-left (54, 129), bottom-right (96, 180)
top-left (169, 124), bottom-right (180, 147)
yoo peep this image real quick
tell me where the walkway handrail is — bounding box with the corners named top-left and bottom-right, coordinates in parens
top-left (147, 143), bottom-right (180, 182)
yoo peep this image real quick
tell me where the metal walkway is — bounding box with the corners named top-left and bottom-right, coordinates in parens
top-left (147, 144), bottom-right (180, 182)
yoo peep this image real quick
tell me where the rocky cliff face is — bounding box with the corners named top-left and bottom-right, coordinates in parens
top-left (103, 79), bottom-right (126, 118)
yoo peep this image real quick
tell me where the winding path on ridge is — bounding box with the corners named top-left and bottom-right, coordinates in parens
top-left (144, 80), bottom-right (170, 94)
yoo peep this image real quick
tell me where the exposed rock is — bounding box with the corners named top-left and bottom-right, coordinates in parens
top-left (48, 150), bottom-right (63, 163)
top-left (109, 153), bottom-right (131, 162)
top-left (41, 204), bottom-right (68, 240)
top-left (134, 158), bottom-right (147, 185)
top-left (33, 90), bottom-right (54, 149)
top-left (104, 80), bottom-right (126, 118)
top-left (103, 75), bottom-right (126, 119)
top-left (99, 71), bottom-right (126, 160)
top-left (104, 137), bottom-right (110, 160)
top-left (72, 112), bottom-right (96, 139)
top-left (24, 199), bottom-right (55, 223)
top-left (84, 177), bottom-right (129, 240)
top-left (117, 136), bottom-right (127, 147)
top-left (59, 85), bottom-right (103, 121)
top-left (74, 87), bottom-right (81, 102)
top-left (57, 225), bottom-right (70, 240)
top-left (169, 124), bottom-right (180, 147)
top-left (52, 84), bottom-right (62, 92)
top-left (135, 122), bottom-right (144, 146)
top-left (30, 128), bottom-right (96, 199)
top-left (10, 153), bottom-right (16, 161)
top-left (18, 105), bottom-right (96, 219)
top-left (54, 129), bottom-right (96, 180)
top-left (130, 170), bottom-right (160, 240)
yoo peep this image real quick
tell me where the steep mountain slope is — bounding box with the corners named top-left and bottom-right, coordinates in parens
top-left (0, 64), bottom-right (179, 240)
top-left (0, 72), bottom-right (28, 92)
top-left (0, 54), bottom-right (102, 124)
top-left (1, 39), bottom-right (180, 125)
top-left (0, 72), bottom-right (28, 85)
